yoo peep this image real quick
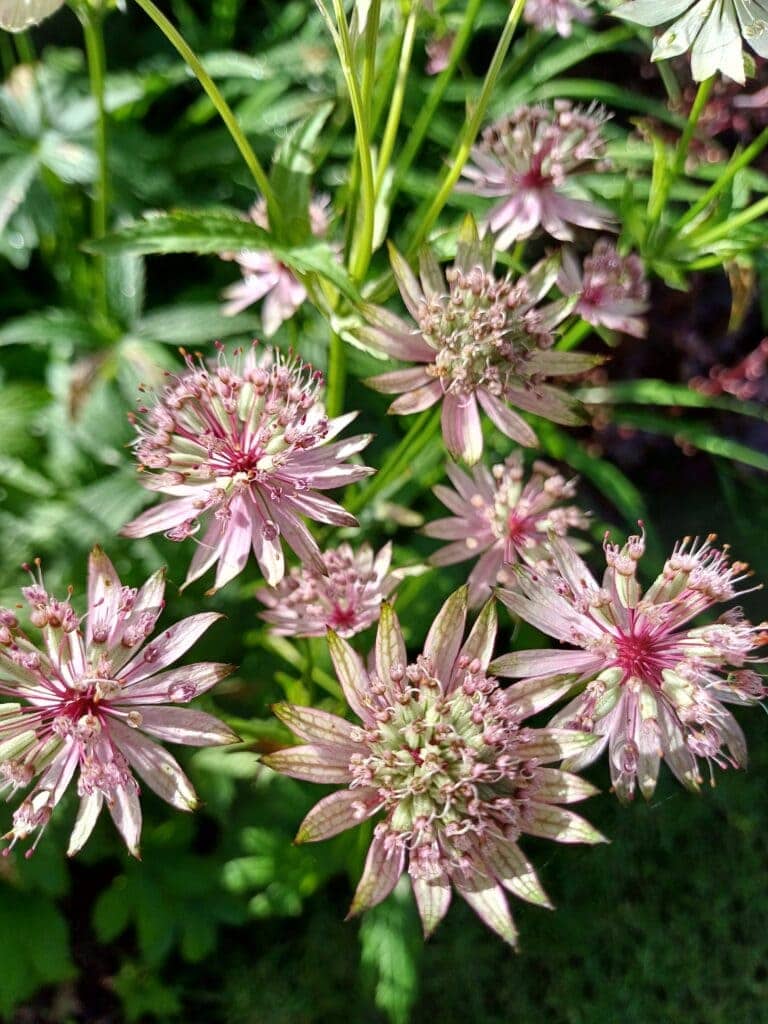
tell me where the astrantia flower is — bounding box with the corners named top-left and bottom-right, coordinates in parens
top-left (256, 542), bottom-right (400, 638)
top-left (614, 0), bottom-right (768, 84)
top-left (497, 531), bottom-right (768, 801)
top-left (460, 102), bottom-right (616, 245)
top-left (558, 240), bottom-right (649, 338)
top-left (0, 549), bottom-right (236, 857)
top-left (0, 0), bottom-right (65, 31)
top-left (221, 196), bottom-right (331, 335)
top-left (424, 454), bottom-right (589, 607)
top-left (523, 0), bottom-right (593, 36)
top-left (122, 344), bottom-right (372, 592)
top-left (362, 221), bottom-right (604, 464)
top-left (263, 591), bottom-right (605, 945)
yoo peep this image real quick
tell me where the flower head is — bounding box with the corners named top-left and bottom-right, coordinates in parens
top-left (523, 0), bottom-right (593, 36)
top-left (122, 343), bottom-right (372, 592)
top-left (424, 454), bottom-right (589, 607)
top-left (256, 542), bottom-right (401, 638)
top-left (425, 32), bottom-right (455, 74)
top-left (558, 240), bottom-right (649, 338)
top-left (614, 0), bottom-right (768, 84)
top-left (263, 590), bottom-right (605, 946)
top-left (0, 549), bottom-right (236, 857)
top-left (0, 0), bottom-right (65, 31)
top-left (496, 530), bottom-right (768, 801)
top-left (461, 102), bottom-right (616, 246)
top-left (221, 195), bottom-right (331, 335)
top-left (362, 220), bottom-right (604, 464)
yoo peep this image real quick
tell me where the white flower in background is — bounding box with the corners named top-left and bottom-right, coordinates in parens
top-left (0, 0), bottom-right (66, 31)
top-left (614, 0), bottom-right (768, 84)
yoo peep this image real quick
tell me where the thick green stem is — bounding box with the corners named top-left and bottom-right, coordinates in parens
top-left (693, 193), bottom-right (768, 247)
top-left (325, 332), bottom-right (347, 418)
top-left (132, 0), bottom-right (280, 229)
top-left (675, 125), bottom-right (768, 233)
top-left (390, 0), bottom-right (483, 201)
top-left (404, 0), bottom-right (526, 256)
top-left (374, 0), bottom-right (420, 198)
top-left (323, 0), bottom-right (376, 283)
top-left (648, 76), bottom-right (713, 229)
top-left (81, 6), bottom-right (109, 317)
top-left (346, 406), bottom-right (442, 515)
top-left (556, 319), bottom-right (592, 352)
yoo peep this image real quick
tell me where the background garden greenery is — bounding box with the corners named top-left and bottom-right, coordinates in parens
top-left (1, 0), bottom-right (768, 1020)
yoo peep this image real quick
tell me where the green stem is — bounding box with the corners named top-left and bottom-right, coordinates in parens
top-left (675, 125), bottom-right (768, 233)
top-left (346, 406), bottom-right (441, 515)
top-left (648, 76), bottom-right (713, 229)
top-left (13, 32), bottom-right (35, 65)
top-left (404, 0), bottom-right (526, 256)
top-left (692, 193), bottom-right (768, 247)
top-left (361, 0), bottom-right (381, 130)
top-left (132, 0), bottom-right (280, 230)
top-left (374, 0), bottom-right (420, 198)
top-left (325, 332), bottom-right (347, 418)
top-left (81, 6), bottom-right (109, 317)
top-left (324, 0), bottom-right (376, 283)
top-left (390, 0), bottom-right (482, 200)
top-left (556, 318), bottom-right (592, 351)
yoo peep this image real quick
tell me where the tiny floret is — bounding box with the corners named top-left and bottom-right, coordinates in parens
top-left (424, 454), bottom-right (589, 606)
top-left (122, 343), bottom-right (372, 592)
top-left (0, 549), bottom-right (236, 857)
top-left (362, 219), bottom-right (604, 465)
top-left (264, 591), bottom-right (604, 946)
top-left (460, 102), bottom-right (615, 246)
top-left (256, 542), bottom-right (401, 638)
top-left (497, 531), bottom-right (768, 801)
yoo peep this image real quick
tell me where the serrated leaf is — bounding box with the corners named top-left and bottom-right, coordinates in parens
top-left (359, 878), bottom-right (422, 1024)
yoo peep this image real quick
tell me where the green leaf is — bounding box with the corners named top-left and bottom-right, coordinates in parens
top-left (133, 302), bottom-right (261, 345)
top-left (601, 409), bottom-right (768, 472)
top-left (0, 151), bottom-right (41, 233)
top-left (270, 102), bottom-right (334, 245)
top-left (576, 380), bottom-right (768, 423)
top-left (359, 878), bottom-right (422, 1024)
top-left (0, 308), bottom-right (98, 348)
top-left (0, 889), bottom-right (75, 1018)
top-left (89, 211), bottom-right (361, 305)
top-left (111, 962), bottom-right (182, 1023)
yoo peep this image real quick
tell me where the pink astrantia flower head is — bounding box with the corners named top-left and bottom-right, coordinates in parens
top-left (558, 240), bottom-right (649, 338)
top-left (0, 549), bottom-right (236, 857)
top-left (122, 343), bottom-right (373, 593)
top-left (263, 590), bottom-right (606, 946)
top-left (461, 102), bottom-right (616, 246)
top-left (424, 454), bottom-right (589, 607)
top-left (425, 31), bottom-right (455, 74)
top-left (221, 195), bottom-right (331, 336)
top-left (362, 218), bottom-right (605, 464)
top-left (255, 542), bottom-right (401, 638)
top-left (523, 0), bottom-right (593, 36)
top-left (496, 530), bottom-right (768, 802)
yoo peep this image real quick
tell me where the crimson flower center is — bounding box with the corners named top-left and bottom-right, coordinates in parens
top-left (613, 630), bottom-right (665, 685)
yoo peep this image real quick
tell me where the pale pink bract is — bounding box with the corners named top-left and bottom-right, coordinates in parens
top-left (424, 454), bottom-right (589, 607)
top-left (221, 195), bottom-right (331, 336)
top-left (523, 0), bottom-right (593, 36)
top-left (122, 344), bottom-right (373, 593)
top-left (362, 221), bottom-right (604, 464)
top-left (461, 102), bottom-right (616, 246)
top-left (497, 531), bottom-right (768, 801)
top-left (263, 590), bottom-right (605, 946)
top-left (256, 542), bottom-right (400, 638)
top-left (0, 548), bottom-right (236, 857)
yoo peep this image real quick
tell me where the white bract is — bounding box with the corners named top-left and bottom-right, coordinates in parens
top-left (0, 0), bottom-right (66, 31)
top-left (614, 0), bottom-right (768, 84)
